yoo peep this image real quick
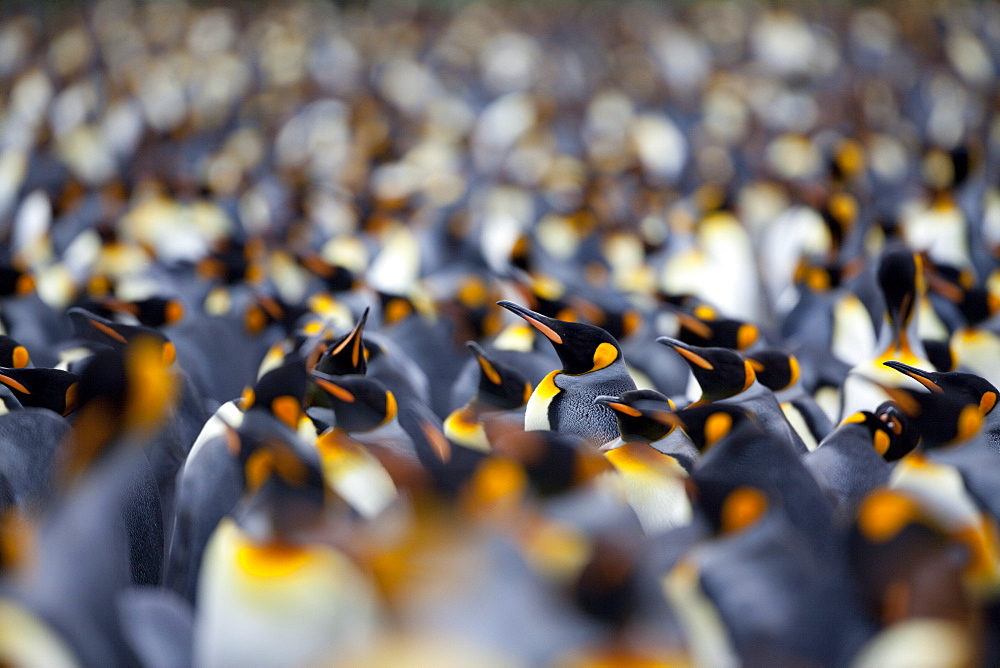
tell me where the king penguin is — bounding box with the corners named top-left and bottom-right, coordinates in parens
top-left (496, 300), bottom-right (636, 445)
top-left (657, 336), bottom-right (809, 454)
top-left (839, 246), bottom-right (935, 419)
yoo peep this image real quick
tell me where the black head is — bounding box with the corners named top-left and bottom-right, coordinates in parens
top-left (0, 265), bottom-right (35, 298)
top-left (921, 339), bottom-right (955, 372)
top-left (309, 371), bottom-right (397, 434)
top-left (0, 367), bottom-right (79, 416)
top-left (243, 356), bottom-right (308, 431)
top-left (670, 403), bottom-right (756, 453)
top-left (878, 383), bottom-right (982, 449)
top-left (872, 401), bottom-right (919, 461)
top-left (837, 409), bottom-right (913, 462)
top-left (746, 348), bottom-right (801, 393)
top-left (675, 306), bottom-right (759, 351)
top-left (0, 335), bottom-right (29, 369)
top-left (657, 337), bottom-right (755, 401)
top-left (234, 432), bottom-right (328, 541)
top-left (467, 341), bottom-right (531, 411)
top-left (67, 307), bottom-right (177, 365)
top-left (490, 429), bottom-right (612, 498)
top-left (315, 307), bottom-right (369, 376)
top-left (594, 390), bottom-right (675, 443)
top-left (497, 301), bottom-right (623, 376)
top-left (883, 361), bottom-right (999, 418)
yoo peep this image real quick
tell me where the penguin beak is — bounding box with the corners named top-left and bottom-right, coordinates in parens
top-left (656, 336), bottom-right (714, 370)
top-left (882, 360), bottom-right (944, 393)
top-left (330, 306), bottom-right (369, 370)
top-left (496, 301), bottom-right (564, 344)
top-left (593, 395), bottom-right (641, 417)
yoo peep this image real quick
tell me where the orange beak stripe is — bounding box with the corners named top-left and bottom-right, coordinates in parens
top-left (675, 346), bottom-right (714, 370)
top-left (314, 377), bottom-right (355, 403)
top-left (88, 319), bottom-right (128, 344)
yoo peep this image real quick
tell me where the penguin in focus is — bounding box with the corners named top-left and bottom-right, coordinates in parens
top-left (657, 336), bottom-right (809, 454)
top-left (593, 389), bottom-right (699, 469)
top-left (497, 300), bottom-right (637, 445)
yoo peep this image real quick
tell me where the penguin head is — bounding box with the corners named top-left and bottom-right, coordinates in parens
top-left (690, 481), bottom-right (771, 537)
top-left (872, 401), bottom-right (920, 461)
top-left (876, 382), bottom-right (983, 449)
top-left (196, 236), bottom-right (265, 286)
top-left (297, 252), bottom-right (358, 292)
top-left (674, 305), bottom-right (760, 351)
top-left (838, 409), bottom-right (915, 462)
top-left (489, 429), bottom-right (613, 498)
top-left (657, 337), bottom-right (756, 401)
top-left (0, 336), bottom-right (30, 369)
top-left (309, 371), bottom-right (397, 434)
top-left (66, 307), bottom-right (177, 365)
top-left (0, 265), bottom-right (35, 298)
top-left (234, 433), bottom-right (330, 542)
top-left (0, 368), bottom-right (79, 416)
top-left (497, 301), bottom-right (623, 376)
top-left (745, 348), bottom-right (801, 393)
top-left (883, 361), bottom-right (999, 419)
top-left (314, 307), bottom-right (369, 376)
top-left (467, 341), bottom-right (531, 411)
top-left (242, 356), bottom-right (308, 431)
top-left (594, 390), bottom-right (676, 443)
top-left (668, 403), bottom-right (756, 453)
top-left (62, 336), bottom-right (178, 480)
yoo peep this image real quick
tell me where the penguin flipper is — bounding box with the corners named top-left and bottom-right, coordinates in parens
top-left (117, 587), bottom-right (194, 668)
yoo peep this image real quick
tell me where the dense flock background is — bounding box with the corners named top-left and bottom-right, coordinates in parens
top-left (1, 0), bottom-right (1000, 666)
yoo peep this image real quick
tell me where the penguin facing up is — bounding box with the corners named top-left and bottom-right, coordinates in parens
top-left (312, 306), bottom-right (369, 377)
top-left (657, 337), bottom-right (809, 454)
top-left (443, 341), bottom-right (532, 453)
top-left (496, 300), bottom-right (637, 445)
top-left (840, 247), bottom-right (935, 419)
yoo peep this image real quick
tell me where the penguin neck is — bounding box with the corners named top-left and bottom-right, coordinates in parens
top-left (875, 313), bottom-right (927, 366)
top-left (443, 404), bottom-right (490, 452)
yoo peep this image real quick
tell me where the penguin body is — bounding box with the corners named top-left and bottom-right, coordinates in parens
top-left (803, 411), bottom-right (895, 522)
top-left (193, 518), bottom-right (380, 668)
top-left (0, 408), bottom-right (69, 513)
top-left (498, 301), bottom-right (636, 444)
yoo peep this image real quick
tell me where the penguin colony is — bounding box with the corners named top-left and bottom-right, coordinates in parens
top-left (2, 0), bottom-right (1000, 665)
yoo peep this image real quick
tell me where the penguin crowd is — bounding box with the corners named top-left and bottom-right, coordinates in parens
top-left (2, 0), bottom-right (1000, 665)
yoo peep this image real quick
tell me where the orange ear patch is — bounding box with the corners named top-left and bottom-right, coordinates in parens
top-left (720, 487), bottom-right (767, 534)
